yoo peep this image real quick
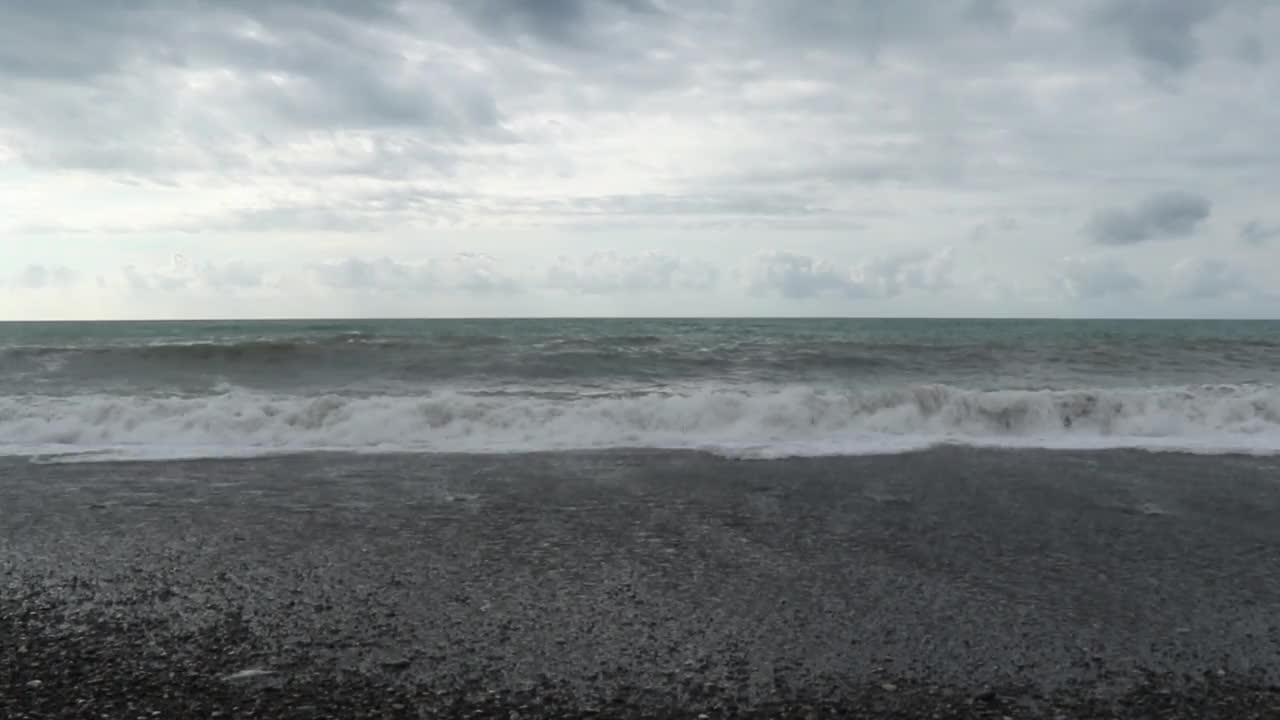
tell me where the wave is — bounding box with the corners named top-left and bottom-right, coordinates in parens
top-left (0, 336), bottom-right (883, 386)
top-left (0, 334), bottom-right (668, 372)
top-left (1, 335), bottom-right (417, 359)
top-left (540, 335), bottom-right (666, 349)
top-left (3, 383), bottom-right (1279, 461)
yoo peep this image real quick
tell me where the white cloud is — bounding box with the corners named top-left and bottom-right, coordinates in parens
top-left (545, 251), bottom-right (718, 294)
top-left (9, 264), bottom-right (76, 289)
top-left (311, 257), bottom-right (432, 293)
top-left (1169, 256), bottom-right (1250, 299)
top-left (875, 248), bottom-right (956, 296)
top-left (1058, 256), bottom-right (1144, 299)
top-left (743, 251), bottom-right (864, 299)
top-left (434, 252), bottom-right (523, 295)
top-left (309, 254), bottom-right (520, 295)
top-left (743, 248), bottom-right (954, 300)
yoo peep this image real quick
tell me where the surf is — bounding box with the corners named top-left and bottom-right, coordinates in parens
top-left (3, 382), bottom-right (1278, 461)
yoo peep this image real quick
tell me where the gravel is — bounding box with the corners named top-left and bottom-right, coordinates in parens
top-left (3, 449), bottom-right (1280, 718)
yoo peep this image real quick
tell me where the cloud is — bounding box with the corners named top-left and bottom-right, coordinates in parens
top-left (0, 0), bottom-right (503, 177)
top-left (20, 249), bottom-right (957, 303)
top-left (192, 260), bottom-right (267, 290)
top-left (968, 216), bottom-right (1020, 243)
top-left (310, 254), bottom-right (521, 295)
top-left (447, 0), bottom-right (660, 48)
top-left (4, 2), bottom-right (1280, 320)
top-left (434, 253), bottom-right (523, 295)
top-left (743, 252), bottom-right (863, 299)
top-left (877, 248), bottom-right (956, 295)
top-left (1087, 191), bottom-right (1212, 245)
top-left (1169, 257), bottom-right (1249, 299)
top-left (1237, 34), bottom-right (1265, 65)
top-left (546, 251), bottom-right (718, 294)
top-left (743, 248), bottom-right (954, 300)
top-left (1093, 0), bottom-right (1226, 73)
top-left (113, 260), bottom-right (269, 293)
top-left (1058, 257), bottom-right (1143, 299)
top-left (760, 0), bottom-right (1015, 61)
top-left (10, 264), bottom-right (76, 290)
top-left (1240, 219), bottom-right (1280, 245)
top-left (311, 257), bottom-right (431, 293)
top-left (118, 265), bottom-right (188, 293)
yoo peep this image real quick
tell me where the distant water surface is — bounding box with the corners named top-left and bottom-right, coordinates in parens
top-left (2, 318), bottom-right (1278, 460)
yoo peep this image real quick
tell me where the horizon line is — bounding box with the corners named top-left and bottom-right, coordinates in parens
top-left (3, 315), bottom-right (1279, 324)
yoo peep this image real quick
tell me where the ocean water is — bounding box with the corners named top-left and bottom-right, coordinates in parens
top-left (1, 318), bottom-right (1278, 461)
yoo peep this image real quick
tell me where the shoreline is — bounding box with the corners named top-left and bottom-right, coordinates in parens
top-left (4, 448), bottom-right (1279, 717)
top-left (8, 440), bottom-right (1280, 467)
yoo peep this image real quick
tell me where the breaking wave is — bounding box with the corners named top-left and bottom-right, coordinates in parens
top-left (3, 383), bottom-right (1279, 461)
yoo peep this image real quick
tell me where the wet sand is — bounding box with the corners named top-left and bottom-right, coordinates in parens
top-left (3, 448), bottom-right (1279, 717)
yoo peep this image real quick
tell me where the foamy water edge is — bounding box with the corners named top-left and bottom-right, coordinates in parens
top-left (4, 382), bottom-right (1279, 463)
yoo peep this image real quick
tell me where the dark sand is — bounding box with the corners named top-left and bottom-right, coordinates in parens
top-left (2, 448), bottom-right (1279, 718)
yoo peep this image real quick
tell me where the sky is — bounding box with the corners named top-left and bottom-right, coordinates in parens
top-left (2, 0), bottom-right (1279, 320)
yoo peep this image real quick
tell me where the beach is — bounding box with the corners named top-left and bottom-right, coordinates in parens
top-left (4, 448), bottom-right (1279, 718)
top-left (8, 0), bottom-right (1280, 710)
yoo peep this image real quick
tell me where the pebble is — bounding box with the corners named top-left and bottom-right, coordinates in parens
top-left (222, 668), bottom-right (275, 682)
top-left (4, 452), bottom-right (1280, 719)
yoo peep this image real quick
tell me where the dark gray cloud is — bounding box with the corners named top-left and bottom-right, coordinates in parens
top-left (1093, 0), bottom-right (1226, 72)
top-left (1088, 191), bottom-right (1212, 245)
top-left (760, 0), bottom-right (1014, 60)
top-left (447, 0), bottom-right (659, 47)
top-left (0, 0), bottom-right (407, 83)
top-left (0, 0), bottom-right (502, 176)
top-left (1240, 219), bottom-right (1280, 245)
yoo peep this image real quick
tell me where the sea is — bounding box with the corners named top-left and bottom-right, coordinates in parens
top-left (2, 318), bottom-right (1279, 462)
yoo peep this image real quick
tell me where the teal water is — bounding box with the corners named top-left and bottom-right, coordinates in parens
top-left (1, 318), bottom-right (1278, 459)
top-left (4, 318), bottom-right (1279, 393)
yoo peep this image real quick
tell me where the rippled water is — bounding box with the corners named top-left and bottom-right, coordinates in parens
top-left (2, 318), bottom-right (1278, 459)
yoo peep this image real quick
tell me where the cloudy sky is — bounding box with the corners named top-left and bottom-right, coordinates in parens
top-left (2, 0), bottom-right (1278, 320)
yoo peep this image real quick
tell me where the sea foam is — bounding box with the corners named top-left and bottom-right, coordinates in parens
top-left (4, 382), bottom-right (1279, 461)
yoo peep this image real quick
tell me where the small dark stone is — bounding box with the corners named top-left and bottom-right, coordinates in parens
top-left (975, 689), bottom-right (998, 703)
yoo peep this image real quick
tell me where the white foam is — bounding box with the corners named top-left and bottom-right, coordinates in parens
top-left (3, 383), bottom-right (1279, 461)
